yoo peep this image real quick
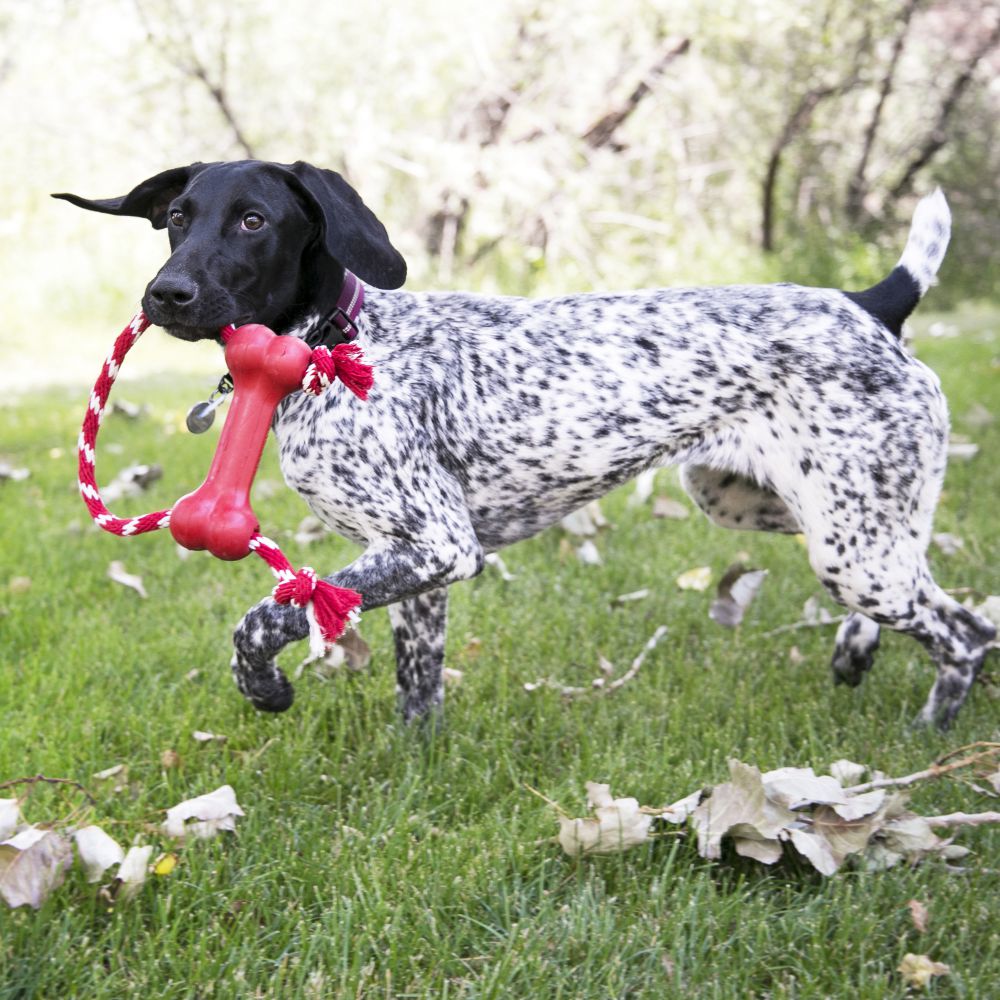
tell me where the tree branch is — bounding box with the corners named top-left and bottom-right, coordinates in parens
top-left (845, 0), bottom-right (922, 223)
top-left (889, 12), bottom-right (1000, 204)
top-left (582, 37), bottom-right (690, 150)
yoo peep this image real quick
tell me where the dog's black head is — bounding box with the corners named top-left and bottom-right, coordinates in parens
top-left (53, 160), bottom-right (406, 342)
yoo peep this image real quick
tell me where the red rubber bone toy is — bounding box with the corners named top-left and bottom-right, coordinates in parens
top-left (79, 312), bottom-right (373, 655)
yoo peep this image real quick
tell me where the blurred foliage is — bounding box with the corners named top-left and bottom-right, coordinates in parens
top-left (2, 0), bottom-right (999, 341)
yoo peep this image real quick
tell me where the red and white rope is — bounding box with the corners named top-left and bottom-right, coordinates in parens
top-left (79, 310), bottom-right (366, 649)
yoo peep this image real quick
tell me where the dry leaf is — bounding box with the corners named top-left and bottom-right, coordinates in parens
top-left (115, 845), bottom-right (153, 902)
top-left (0, 799), bottom-right (20, 841)
top-left (293, 515), bottom-right (327, 545)
top-left (108, 561), bottom-right (147, 598)
top-left (908, 899), bottom-right (929, 933)
top-left (962, 402), bottom-right (994, 428)
top-left (898, 953), bottom-right (950, 989)
top-left (192, 730), bottom-right (227, 744)
top-left (676, 566), bottom-right (712, 591)
top-left (93, 764), bottom-right (126, 781)
top-left (652, 495), bottom-right (690, 519)
top-left (484, 552), bottom-right (517, 581)
top-left (7, 577), bottom-right (32, 594)
top-left (101, 463), bottom-right (162, 502)
top-left (932, 533), bottom-right (964, 556)
top-left (629, 468), bottom-right (657, 506)
top-left (709, 566), bottom-right (767, 627)
top-left (162, 784), bottom-right (244, 840)
top-left (612, 589), bottom-right (650, 606)
top-left (561, 503), bottom-right (606, 537)
top-left (160, 749), bottom-right (182, 769)
top-left (829, 760), bottom-right (867, 786)
top-left (558, 782), bottom-right (653, 856)
top-left (153, 852), bottom-right (178, 877)
top-left (0, 462), bottom-right (29, 482)
top-left (575, 540), bottom-right (602, 565)
top-left (947, 440), bottom-right (979, 461)
top-left (443, 667), bottom-right (464, 686)
top-left (109, 399), bottom-right (148, 420)
top-left (0, 827), bottom-right (73, 909)
top-left (690, 760), bottom-right (797, 860)
top-left (73, 825), bottom-right (124, 883)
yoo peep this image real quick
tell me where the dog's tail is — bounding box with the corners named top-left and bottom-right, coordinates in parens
top-left (844, 189), bottom-right (951, 337)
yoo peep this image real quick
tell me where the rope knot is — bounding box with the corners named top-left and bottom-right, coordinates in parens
top-left (273, 567), bottom-right (318, 608)
top-left (302, 343), bottom-right (374, 399)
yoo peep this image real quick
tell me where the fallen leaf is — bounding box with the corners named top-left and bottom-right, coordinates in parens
top-left (0, 462), bottom-right (30, 482)
top-left (107, 561), bottom-right (147, 598)
top-left (442, 667), bottom-right (463, 686)
top-left (101, 463), bottom-right (163, 502)
top-left (898, 953), bottom-right (950, 989)
top-left (7, 577), bottom-right (31, 594)
top-left (908, 898), bottom-right (929, 933)
top-left (92, 764), bottom-right (126, 781)
top-left (690, 760), bottom-right (797, 860)
top-left (162, 784), bottom-right (245, 840)
top-left (786, 828), bottom-right (839, 875)
top-left (801, 596), bottom-right (836, 625)
top-left (558, 782), bottom-right (653, 856)
top-left (0, 827), bottom-right (73, 909)
top-left (829, 759), bottom-right (867, 786)
top-left (160, 749), bottom-right (182, 769)
top-left (73, 825), bottom-right (124, 883)
top-left (293, 515), bottom-right (327, 545)
top-left (612, 588), bottom-right (650, 606)
top-left (192, 730), bottom-right (227, 744)
top-left (947, 440), bottom-right (979, 461)
top-left (962, 402), bottom-right (994, 428)
top-left (629, 468), bottom-right (657, 506)
top-left (115, 844), bottom-right (153, 902)
top-left (575, 540), bottom-right (602, 565)
top-left (975, 595), bottom-right (1000, 629)
top-left (652, 495), bottom-right (690, 520)
top-left (484, 552), bottom-right (517, 581)
top-left (654, 789), bottom-right (704, 825)
top-left (676, 566), bottom-right (712, 591)
top-left (788, 645), bottom-right (805, 665)
top-left (110, 399), bottom-right (149, 420)
top-left (0, 799), bottom-right (21, 841)
top-left (297, 629), bottom-right (372, 679)
top-left (561, 503), bottom-right (605, 537)
top-left (932, 533), bottom-right (964, 556)
top-left (709, 566), bottom-right (767, 627)
top-left (153, 852), bottom-right (178, 877)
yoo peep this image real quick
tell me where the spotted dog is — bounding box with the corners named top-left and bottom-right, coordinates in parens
top-left (55, 160), bottom-right (995, 729)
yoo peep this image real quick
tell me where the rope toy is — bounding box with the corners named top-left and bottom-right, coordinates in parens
top-left (78, 311), bottom-right (374, 656)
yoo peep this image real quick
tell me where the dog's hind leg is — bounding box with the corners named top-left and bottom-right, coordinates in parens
top-left (802, 515), bottom-right (995, 728)
top-left (680, 465), bottom-right (800, 533)
top-left (388, 587), bottom-right (449, 724)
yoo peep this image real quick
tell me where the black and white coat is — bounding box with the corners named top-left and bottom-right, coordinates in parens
top-left (55, 163), bottom-right (995, 729)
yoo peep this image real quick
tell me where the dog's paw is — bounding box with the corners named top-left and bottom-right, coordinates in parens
top-left (230, 650), bottom-right (295, 712)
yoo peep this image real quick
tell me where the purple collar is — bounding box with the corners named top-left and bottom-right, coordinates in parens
top-left (313, 269), bottom-right (365, 347)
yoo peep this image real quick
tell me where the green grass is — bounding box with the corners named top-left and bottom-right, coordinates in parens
top-left (1, 309), bottom-right (998, 999)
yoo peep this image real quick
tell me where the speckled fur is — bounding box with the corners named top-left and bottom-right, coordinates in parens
top-left (236, 189), bottom-right (993, 730)
top-left (56, 165), bottom-right (994, 729)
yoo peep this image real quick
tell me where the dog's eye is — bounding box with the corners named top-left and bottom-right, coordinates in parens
top-left (169, 209), bottom-right (185, 227)
top-left (241, 213), bottom-right (266, 232)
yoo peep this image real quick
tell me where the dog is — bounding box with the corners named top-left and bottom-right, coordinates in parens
top-left (55, 160), bottom-right (996, 729)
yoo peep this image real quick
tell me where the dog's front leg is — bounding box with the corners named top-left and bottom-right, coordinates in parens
top-left (231, 528), bottom-right (481, 715)
top-left (388, 587), bottom-right (449, 723)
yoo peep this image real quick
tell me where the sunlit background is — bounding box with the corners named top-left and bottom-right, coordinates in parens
top-left (2, 0), bottom-right (998, 388)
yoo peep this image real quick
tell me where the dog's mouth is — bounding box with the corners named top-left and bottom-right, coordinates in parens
top-left (161, 323), bottom-right (231, 344)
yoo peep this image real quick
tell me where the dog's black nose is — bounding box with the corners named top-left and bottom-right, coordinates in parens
top-left (148, 274), bottom-right (198, 309)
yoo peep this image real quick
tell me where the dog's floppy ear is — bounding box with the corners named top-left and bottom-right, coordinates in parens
top-left (281, 161), bottom-right (406, 289)
top-left (52, 163), bottom-right (216, 229)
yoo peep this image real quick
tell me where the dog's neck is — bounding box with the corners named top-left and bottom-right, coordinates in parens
top-left (279, 263), bottom-right (366, 348)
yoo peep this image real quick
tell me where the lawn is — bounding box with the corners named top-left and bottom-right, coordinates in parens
top-left (0, 307), bottom-right (998, 998)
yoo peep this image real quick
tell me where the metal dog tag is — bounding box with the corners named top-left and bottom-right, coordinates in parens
top-left (185, 373), bottom-right (234, 434)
